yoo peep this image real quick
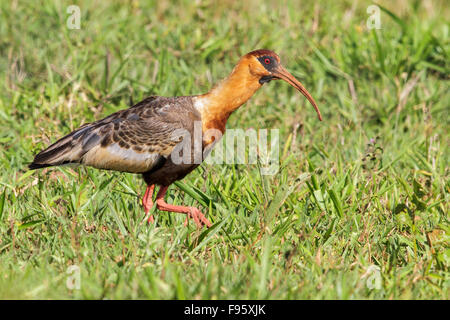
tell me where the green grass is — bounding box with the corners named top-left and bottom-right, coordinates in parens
top-left (0, 0), bottom-right (448, 299)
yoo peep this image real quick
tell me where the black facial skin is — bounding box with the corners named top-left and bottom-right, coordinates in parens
top-left (259, 75), bottom-right (275, 84)
top-left (257, 55), bottom-right (278, 84)
top-left (257, 55), bottom-right (277, 71)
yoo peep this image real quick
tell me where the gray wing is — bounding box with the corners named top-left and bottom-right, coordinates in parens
top-left (29, 96), bottom-right (200, 173)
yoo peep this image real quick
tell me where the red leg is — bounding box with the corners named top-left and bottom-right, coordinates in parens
top-left (142, 184), bottom-right (155, 223)
top-left (155, 186), bottom-right (212, 228)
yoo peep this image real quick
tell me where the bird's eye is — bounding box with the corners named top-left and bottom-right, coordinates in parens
top-left (264, 58), bottom-right (271, 64)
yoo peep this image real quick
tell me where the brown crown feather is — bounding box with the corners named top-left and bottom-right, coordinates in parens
top-left (245, 49), bottom-right (280, 62)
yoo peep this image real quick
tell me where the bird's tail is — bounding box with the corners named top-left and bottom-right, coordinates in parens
top-left (28, 124), bottom-right (95, 170)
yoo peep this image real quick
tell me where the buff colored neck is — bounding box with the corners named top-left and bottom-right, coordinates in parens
top-left (194, 59), bottom-right (263, 134)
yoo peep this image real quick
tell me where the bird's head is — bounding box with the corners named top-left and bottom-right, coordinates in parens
top-left (244, 49), bottom-right (322, 121)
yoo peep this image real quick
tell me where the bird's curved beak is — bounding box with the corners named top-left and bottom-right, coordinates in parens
top-left (272, 65), bottom-right (322, 121)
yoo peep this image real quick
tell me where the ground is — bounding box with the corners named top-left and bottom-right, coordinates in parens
top-left (0, 0), bottom-right (448, 299)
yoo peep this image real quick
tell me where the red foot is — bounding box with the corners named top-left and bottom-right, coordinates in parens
top-left (183, 207), bottom-right (212, 228)
top-left (140, 185), bottom-right (212, 228)
top-left (142, 184), bottom-right (155, 223)
top-left (155, 186), bottom-right (212, 228)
